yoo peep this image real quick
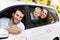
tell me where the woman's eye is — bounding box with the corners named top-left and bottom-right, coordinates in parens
top-left (16, 14), bottom-right (19, 16)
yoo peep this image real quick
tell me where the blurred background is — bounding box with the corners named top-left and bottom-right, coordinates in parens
top-left (22, 0), bottom-right (60, 14)
top-left (0, 0), bottom-right (60, 13)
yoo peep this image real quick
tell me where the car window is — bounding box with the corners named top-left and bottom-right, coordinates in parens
top-left (29, 6), bottom-right (59, 28)
top-left (0, 5), bottom-right (26, 29)
top-left (48, 8), bottom-right (59, 23)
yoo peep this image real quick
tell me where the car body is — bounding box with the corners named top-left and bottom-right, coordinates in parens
top-left (0, 1), bottom-right (60, 40)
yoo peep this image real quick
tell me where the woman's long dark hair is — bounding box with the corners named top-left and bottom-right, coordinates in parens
top-left (40, 8), bottom-right (50, 25)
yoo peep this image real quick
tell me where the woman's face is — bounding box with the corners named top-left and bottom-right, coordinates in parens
top-left (40, 9), bottom-right (48, 19)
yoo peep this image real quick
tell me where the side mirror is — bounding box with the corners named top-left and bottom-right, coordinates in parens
top-left (0, 28), bottom-right (9, 39)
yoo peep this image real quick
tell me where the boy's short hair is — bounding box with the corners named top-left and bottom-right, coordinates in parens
top-left (35, 7), bottom-right (42, 11)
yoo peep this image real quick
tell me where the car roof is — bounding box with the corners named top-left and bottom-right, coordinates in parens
top-left (0, 1), bottom-right (57, 13)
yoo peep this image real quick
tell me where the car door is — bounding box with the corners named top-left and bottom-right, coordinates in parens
top-left (25, 5), bottom-right (60, 40)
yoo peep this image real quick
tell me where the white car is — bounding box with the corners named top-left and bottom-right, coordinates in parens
top-left (0, 1), bottom-right (60, 40)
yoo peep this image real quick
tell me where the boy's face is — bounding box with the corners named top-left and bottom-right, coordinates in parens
top-left (33, 9), bottom-right (41, 18)
top-left (12, 10), bottom-right (24, 24)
